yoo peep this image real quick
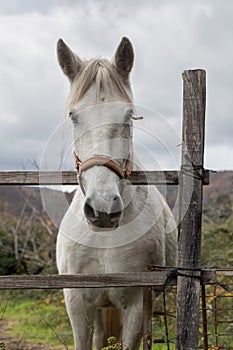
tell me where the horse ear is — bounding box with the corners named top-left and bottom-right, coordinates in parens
top-left (113, 37), bottom-right (134, 79)
top-left (57, 39), bottom-right (83, 81)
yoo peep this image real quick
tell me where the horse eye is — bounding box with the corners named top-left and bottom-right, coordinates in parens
top-left (69, 111), bottom-right (79, 124)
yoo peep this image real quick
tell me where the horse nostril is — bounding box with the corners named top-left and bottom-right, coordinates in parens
top-left (109, 195), bottom-right (123, 223)
top-left (110, 195), bottom-right (123, 214)
top-left (84, 198), bottom-right (97, 222)
top-left (84, 194), bottom-right (123, 228)
top-left (109, 210), bottom-right (122, 223)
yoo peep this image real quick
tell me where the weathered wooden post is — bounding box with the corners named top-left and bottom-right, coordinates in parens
top-left (176, 69), bottom-right (206, 349)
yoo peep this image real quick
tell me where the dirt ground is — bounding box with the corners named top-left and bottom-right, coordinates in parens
top-left (0, 321), bottom-right (65, 350)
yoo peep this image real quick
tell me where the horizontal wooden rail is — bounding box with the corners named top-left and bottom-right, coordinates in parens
top-left (0, 170), bottom-right (210, 186)
top-left (0, 269), bottom-right (223, 290)
top-left (0, 271), bottom-right (169, 289)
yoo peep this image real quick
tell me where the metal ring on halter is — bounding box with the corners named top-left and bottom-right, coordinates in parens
top-left (73, 151), bottom-right (131, 195)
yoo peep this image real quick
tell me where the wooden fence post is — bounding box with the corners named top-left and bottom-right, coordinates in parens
top-left (176, 69), bottom-right (206, 349)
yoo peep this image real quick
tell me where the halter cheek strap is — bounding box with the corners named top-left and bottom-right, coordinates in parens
top-left (73, 151), bottom-right (131, 194)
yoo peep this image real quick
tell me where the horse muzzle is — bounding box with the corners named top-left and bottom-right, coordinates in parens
top-left (84, 194), bottom-right (123, 230)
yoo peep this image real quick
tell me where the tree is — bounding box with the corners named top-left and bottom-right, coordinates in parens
top-left (0, 189), bottom-right (57, 275)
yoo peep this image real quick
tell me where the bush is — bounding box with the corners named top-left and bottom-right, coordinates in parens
top-left (102, 337), bottom-right (127, 350)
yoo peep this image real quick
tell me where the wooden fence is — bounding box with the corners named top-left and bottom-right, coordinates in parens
top-left (0, 69), bottom-right (212, 350)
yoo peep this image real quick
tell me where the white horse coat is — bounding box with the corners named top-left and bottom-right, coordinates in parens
top-left (56, 37), bottom-right (177, 350)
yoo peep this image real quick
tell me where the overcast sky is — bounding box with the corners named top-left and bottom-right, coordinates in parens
top-left (0, 0), bottom-right (233, 171)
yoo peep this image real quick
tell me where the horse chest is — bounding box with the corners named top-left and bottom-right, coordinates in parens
top-left (82, 242), bottom-right (157, 273)
top-left (103, 246), bottom-right (154, 272)
top-left (75, 240), bottom-right (156, 274)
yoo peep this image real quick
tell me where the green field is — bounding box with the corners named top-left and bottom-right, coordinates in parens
top-left (0, 290), bottom-right (175, 350)
top-left (0, 290), bottom-right (73, 348)
top-left (2, 283), bottom-right (233, 349)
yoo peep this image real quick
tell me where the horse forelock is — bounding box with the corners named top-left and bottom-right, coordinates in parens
top-left (67, 58), bottom-right (133, 109)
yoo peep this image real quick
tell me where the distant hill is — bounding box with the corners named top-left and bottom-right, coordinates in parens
top-left (203, 171), bottom-right (233, 203)
top-left (0, 186), bottom-right (73, 225)
top-left (0, 186), bottom-right (43, 216)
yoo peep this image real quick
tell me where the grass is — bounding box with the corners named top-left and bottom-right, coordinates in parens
top-left (0, 290), bottom-right (73, 348)
top-left (3, 279), bottom-right (232, 350)
top-left (0, 290), bottom-right (175, 350)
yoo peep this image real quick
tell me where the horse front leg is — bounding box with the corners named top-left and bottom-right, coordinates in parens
top-left (64, 288), bottom-right (95, 350)
top-left (93, 309), bottom-right (107, 350)
top-left (121, 290), bottom-right (143, 350)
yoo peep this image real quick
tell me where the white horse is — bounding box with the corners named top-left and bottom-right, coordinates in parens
top-left (56, 37), bottom-right (177, 350)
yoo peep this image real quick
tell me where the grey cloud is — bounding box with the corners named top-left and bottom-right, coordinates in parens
top-left (0, 0), bottom-right (64, 15)
top-left (0, 0), bottom-right (233, 170)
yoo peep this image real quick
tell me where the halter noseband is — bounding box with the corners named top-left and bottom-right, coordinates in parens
top-left (73, 151), bottom-right (131, 194)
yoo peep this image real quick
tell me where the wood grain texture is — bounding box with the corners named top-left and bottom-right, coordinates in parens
top-left (0, 271), bottom-right (169, 289)
top-left (0, 169), bottom-right (209, 185)
top-left (176, 69), bottom-right (206, 350)
top-left (0, 269), bottom-right (224, 290)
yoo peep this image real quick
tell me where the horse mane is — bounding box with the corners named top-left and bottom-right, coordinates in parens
top-left (67, 58), bottom-right (133, 108)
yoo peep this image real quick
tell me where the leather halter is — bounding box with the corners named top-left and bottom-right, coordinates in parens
top-left (73, 151), bottom-right (131, 194)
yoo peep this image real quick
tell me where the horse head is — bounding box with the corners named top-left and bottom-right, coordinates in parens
top-left (57, 37), bottom-right (135, 230)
